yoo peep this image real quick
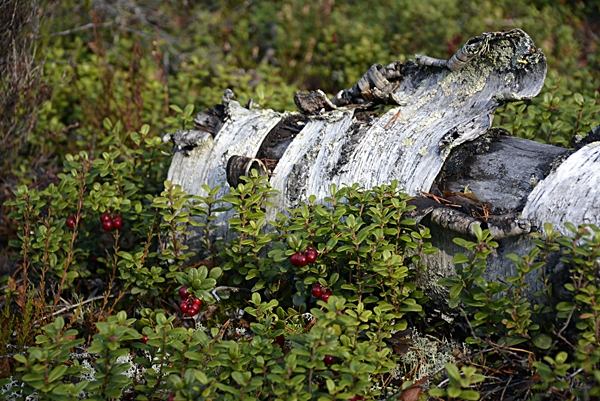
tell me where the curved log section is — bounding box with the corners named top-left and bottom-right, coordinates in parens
top-left (167, 29), bottom-right (546, 234)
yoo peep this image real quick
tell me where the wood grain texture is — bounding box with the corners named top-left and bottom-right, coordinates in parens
top-left (438, 129), bottom-right (570, 214)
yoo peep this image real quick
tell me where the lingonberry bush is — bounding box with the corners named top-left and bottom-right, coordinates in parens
top-left (4, 137), bottom-right (600, 399)
top-left (434, 223), bottom-right (600, 399)
top-left (1, 154), bottom-right (440, 399)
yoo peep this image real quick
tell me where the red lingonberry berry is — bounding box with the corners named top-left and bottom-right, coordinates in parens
top-left (187, 306), bottom-right (199, 317)
top-left (101, 213), bottom-right (111, 223)
top-left (305, 248), bottom-right (318, 263)
top-left (179, 299), bottom-right (189, 313)
top-left (141, 334), bottom-right (148, 344)
top-left (178, 286), bottom-right (190, 299)
top-left (296, 253), bottom-right (308, 267)
top-left (192, 297), bottom-right (202, 308)
top-left (349, 395), bottom-right (365, 401)
top-left (320, 292), bottom-right (331, 302)
top-left (290, 253), bottom-right (300, 267)
top-left (274, 335), bottom-right (285, 350)
top-left (66, 216), bottom-right (76, 228)
top-left (112, 215), bottom-right (123, 229)
top-left (102, 220), bottom-right (114, 231)
top-left (324, 355), bottom-right (335, 366)
top-left (168, 395), bottom-right (175, 401)
top-left (311, 284), bottom-right (323, 298)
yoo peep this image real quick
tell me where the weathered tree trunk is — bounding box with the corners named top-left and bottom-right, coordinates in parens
top-left (164, 29), bottom-right (600, 303)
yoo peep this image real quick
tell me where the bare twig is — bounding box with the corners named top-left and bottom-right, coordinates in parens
top-left (0, 278), bottom-right (23, 292)
top-left (33, 293), bottom-right (116, 325)
top-left (554, 306), bottom-right (576, 349)
top-left (0, 352), bottom-right (27, 359)
top-left (500, 374), bottom-right (513, 400)
top-left (211, 286), bottom-right (251, 302)
top-left (567, 367), bottom-right (584, 380)
top-left (216, 318), bottom-right (232, 340)
top-left (384, 108), bottom-right (402, 130)
top-left (36, 22), bottom-right (113, 38)
top-left (54, 294), bottom-right (115, 316)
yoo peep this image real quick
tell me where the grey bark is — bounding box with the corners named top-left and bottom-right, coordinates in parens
top-left (164, 29), bottom-right (600, 304)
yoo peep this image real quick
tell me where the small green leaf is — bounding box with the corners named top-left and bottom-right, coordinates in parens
top-left (532, 333), bottom-right (552, 350)
top-left (209, 267), bottom-right (223, 279)
top-left (556, 301), bottom-right (574, 311)
top-left (555, 351), bottom-right (568, 364)
top-left (447, 387), bottom-right (462, 398)
top-left (453, 253), bottom-right (470, 264)
top-left (287, 234), bottom-right (301, 251)
top-left (449, 284), bottom-right (463, 299)
top-left (231, 371), bottom-right (246, 385)
top-left (48, 365), bottom-right (68, 383)
top-left (446, 363), bottom-right (461, 382)
top-left (428, 388), bottom-right (446, 397)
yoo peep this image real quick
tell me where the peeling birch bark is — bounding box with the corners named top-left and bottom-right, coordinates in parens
top-left (164, 29), bottom-right (600, 304)
top-left (523, 141), bottom-right (600, 234)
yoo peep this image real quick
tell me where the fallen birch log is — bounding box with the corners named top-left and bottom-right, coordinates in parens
top-left (165, 29), bottom-right (600, 303)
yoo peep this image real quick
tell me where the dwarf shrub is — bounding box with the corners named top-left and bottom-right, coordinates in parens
top-left (3, 143), bottom-right (600, 399)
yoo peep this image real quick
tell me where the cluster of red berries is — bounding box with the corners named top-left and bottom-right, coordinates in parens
top-left (178, 286), bottom-right (202, 317)
top-left (100, 213), bottom-right (123, 232)
top-left (290, 248), bottom-right (318, 267)
top-left (311, 283), bottom-right (332, 302)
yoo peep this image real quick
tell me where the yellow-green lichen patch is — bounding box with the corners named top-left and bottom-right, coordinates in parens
top-left (489, 40), bottom-right (516, 71)
top-left (505, 72), bottom-right (515, 85)
top-left (402, 137), bottom-right (416, 147)
top-left (418, 112), bottom-right (444, 129)
top-left (185, 136), bottom-right (213, 155)
top-left (398, 112), bottom-right (417, 124)
top-left (390, 90), bottom-right (411, 106)
top-left (439, 61), bottom-right (491, 100)
top-left (412, 89), bottom-right (439, 109)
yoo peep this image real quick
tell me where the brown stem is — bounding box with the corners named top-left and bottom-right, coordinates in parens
top-left (20, 193), bottom-right (32, 309)
top-left (51, 164), bottom-right (87, 312)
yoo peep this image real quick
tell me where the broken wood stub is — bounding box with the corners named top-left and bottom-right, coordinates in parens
top-left (255, 114), bottom-right (309, 161)
top-left (226, 156), bottom-right (269, 188)
top-left (193, 104), bottom-right (225, 136)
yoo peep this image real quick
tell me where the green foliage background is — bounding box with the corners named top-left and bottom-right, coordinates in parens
top-left (2, 0), bottom-right (599, 189)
